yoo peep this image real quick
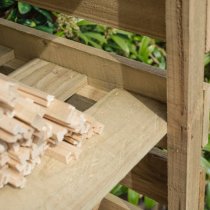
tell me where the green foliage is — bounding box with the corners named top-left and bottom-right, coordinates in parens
top-left (56, 16), bottom-right (166, 69)
top-left (0, 0), bottom-right (56, 33)
top-left (205, 53), bottom-right (210, 82)
top-left (18, 2), bottom-right (31, 15)
top-left (127, 189), bottom-right (140, 206)
top-left (0, 0), bottom-right (14, 9)
top-left (111, 184), bottom-right (128, 197)
top-left (144, 197), bottom-right (157, 209)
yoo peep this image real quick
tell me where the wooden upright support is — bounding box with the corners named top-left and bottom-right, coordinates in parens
top-left (166, 0), bottom-right (206, 209)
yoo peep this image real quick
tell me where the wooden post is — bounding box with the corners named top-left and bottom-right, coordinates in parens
top-left (166, 0), bottom-right (206, 210)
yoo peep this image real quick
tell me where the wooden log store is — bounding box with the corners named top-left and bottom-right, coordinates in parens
top-left (0, 0), bottom-right (209, 209)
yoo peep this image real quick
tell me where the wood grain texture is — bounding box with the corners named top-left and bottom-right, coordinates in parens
top-left (0, 89), bottom-right (167, 210)
top-left (9, 58), bottom-right (87, 101)
top-left (121, 148), bottom-right (167, 204)
top-left (0, 58), bottom-right (27, 75)
top-left (0, 19), bottom-right (167, 102)
top-left (77, 85), bottom-right (108, 102)
top-left (166, 0), bottom-right (206, 209)
top-left (0, 45), bottom-right (14, 66)
top-left (99, 193), bottom-right (142, 210)
top-left (23, 0), bottom-right (165, 40)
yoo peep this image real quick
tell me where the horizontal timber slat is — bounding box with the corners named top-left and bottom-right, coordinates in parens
top-left (9, 58), bottom-right (87, 101)
top-left (0, 18), bottom-right (167, 102)
top-left (121, 148), bottom-right (167, 204)
top-left (99, 194), bottom-right (143, 210)
top-left (21, 0), bottom-right (210, 51)
top-left (23, 0), bottom-right (165, 40)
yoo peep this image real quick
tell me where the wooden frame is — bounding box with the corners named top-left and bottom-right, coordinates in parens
top-left (166, 0), bottom-right (206, 209)
top-left (23, 0), bottom-right (165, 40)
top-left (0, 0), bottom-right (209, 208)
top-left (23, 0), bottom-right (210, 52)
top-left (0, 19), bottom-right (167, 102)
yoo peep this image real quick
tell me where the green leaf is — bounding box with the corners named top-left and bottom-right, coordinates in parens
top-left (201, 156), bottom-right (210, 176)
top-left (36, 25), bottom-right (54, 34)
top-left (87, 39), bottom-right (102, 49)
top-left (5, 8), bottom-right (17, 21)
top-left (33, 7), bottom-right (53, 22)
top-left (77, 19), bottom-right (96, 27)
top-left (138, 36), bottom-right (153, 63)
top-left (83, 32), bottom-right (106, 45)
top-left (111, 185), bottom-right (128, 197)
top-left (205, 53), bottom-right (210, 67)
top-left (0, 0), bottom-right (15, 9)
top-left (127, 189), bottom-right (139, 206)
top-left (144, 196), bottom-right (156, 209)
top-left (18, 2), bottom-right (32, 15)
top-left (114, 29), bottom-right (133, 39)
top-left (77, 32), bottom-right (89, 44)
top-left (111, 35), bottom-right (130, 56)
top-left (21, 19), bottom-right (36, 27)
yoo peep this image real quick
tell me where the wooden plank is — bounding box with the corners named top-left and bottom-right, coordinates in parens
top-left (99, 193), bottom-right (142, 210)
top-left (0, 58), bottom-right (27, 76)
top-left (77, 85), bottom-right (108, 102)
top-left (0, 89), bottom-right (167, 210)
top-left (203, 83), bottom-right (210, 147)
top-left (0, 45), bottom-right (14, 66)
top-left (93, 203), bottom-right (101, 210)
top-left (23, 0), bottom-right (165, 40)
top-left (9, 58), bottom-right (87, 101)
top-left (166, 0), bottom-right (206, 209)
top-left (66, 86), bottom-right (107, 111)
top-left (0, 18), bottom-right (167, 102)
top-left (121, 148), bottom-right (167, 204)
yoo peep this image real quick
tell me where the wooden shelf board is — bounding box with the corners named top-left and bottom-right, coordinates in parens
top-left (0, 88), bottom-right (166, 210)
top-left (9, 58), bottom-right (87, 101)
top-left (0, 45), bottom-right (14, 66)
top-left (0, 58), bottom-right (27, 75)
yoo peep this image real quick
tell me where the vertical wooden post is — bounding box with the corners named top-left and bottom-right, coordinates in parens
top-left (166, 0), bottom-right (206, 210)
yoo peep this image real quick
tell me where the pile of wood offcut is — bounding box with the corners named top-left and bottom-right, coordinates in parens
top-left (0, 74), bottom-right (103, 189)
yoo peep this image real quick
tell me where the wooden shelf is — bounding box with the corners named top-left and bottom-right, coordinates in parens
top-left (0, 87), bottom-right (166, 209)
top-left (0, 47), bottom-right (167, 209)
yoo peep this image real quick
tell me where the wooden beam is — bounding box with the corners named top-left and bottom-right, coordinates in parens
top-left (121, 148), bottom-right (167, 204)
top-left (166, 0), bottom-right (206, 210)
top-left (23, 0), bottom-right (165, 40)
top-left (0, 18), bottom-right (167, 102)
top-left (99, 194), bottom-right (142, 210)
